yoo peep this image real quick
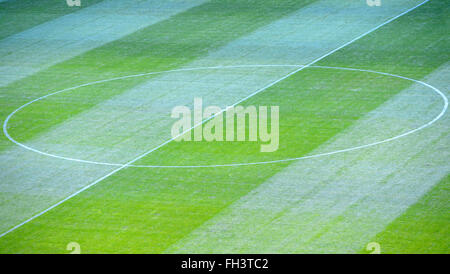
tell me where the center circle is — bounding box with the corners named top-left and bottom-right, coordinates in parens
top-left (3, 65), bottom-right (447, 168)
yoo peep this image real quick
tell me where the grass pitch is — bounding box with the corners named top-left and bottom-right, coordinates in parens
top-left (0, 0), bottom-right (448, 253)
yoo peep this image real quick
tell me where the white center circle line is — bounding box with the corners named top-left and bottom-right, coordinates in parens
top-left (3, 65), bottom-right (448, 168)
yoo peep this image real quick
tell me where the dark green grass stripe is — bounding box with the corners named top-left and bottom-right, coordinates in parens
top-left (0, 0), bottom-right (317, 153)
top-left (0, 0), bottom-right (447, 254)
top-left (318, 0), bottom-right (449, 78)
top-left (366, 174), bottom-right (450, 254)
top-left (0, 0), bottom-right (105, 41)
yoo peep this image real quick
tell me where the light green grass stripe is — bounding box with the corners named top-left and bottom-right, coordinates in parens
top-left (0, 0), bottom-right (105, 41)
top-left (0, 0), bottom-right (208, 87)
top-left (166, 63), bottom-right (449, 253)
top-left (369, 174), bottom-right (449, 254)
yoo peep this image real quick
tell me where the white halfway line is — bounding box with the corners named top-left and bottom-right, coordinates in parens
top-left (0, 0), bottom-right (431, 238)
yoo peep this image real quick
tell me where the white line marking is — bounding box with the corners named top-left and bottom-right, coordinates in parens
top-left (4, 65), bottom-right (447, 167)
top-left (0, 0), bottom-right (434, 238)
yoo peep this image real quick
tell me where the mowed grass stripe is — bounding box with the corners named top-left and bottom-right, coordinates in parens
top-left (0, 0), bottom-right (105, 41)
top-left (0, 0), bottom-right (446, 253)
top-left (0, 0), bottom-right (211, 87)
top-left (369, 174), bottom-right (449, 254)
top-left (0, 0), bottom-right (316, 152)
top-left (318, 0), bottom-right (449, 78)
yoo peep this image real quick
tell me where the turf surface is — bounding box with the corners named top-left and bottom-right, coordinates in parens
top-left (0, 0), bottom-right (103, 41)
top-left (0, 0), bottom-right (448, 253)
top-left (369, 174), bottom-right (449, 253)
